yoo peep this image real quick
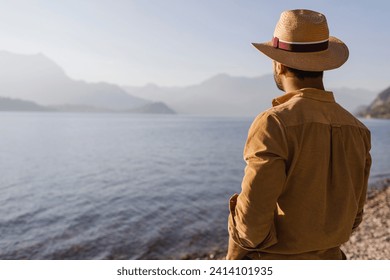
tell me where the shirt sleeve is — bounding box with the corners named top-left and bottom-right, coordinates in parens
top-left (352, 134), bottom-right (372, 232)
top-left (228, 111), bottom-right (288, 250)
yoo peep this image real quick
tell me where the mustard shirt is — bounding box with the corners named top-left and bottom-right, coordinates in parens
top-left (228, 88), bottom-right (371, 256)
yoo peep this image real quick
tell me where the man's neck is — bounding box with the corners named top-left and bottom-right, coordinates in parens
top-left (282, 77), bottom-right (325, 93)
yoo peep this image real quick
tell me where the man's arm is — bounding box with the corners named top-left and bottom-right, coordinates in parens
top-left (227, 112), bottom-right (288, 259)
top-left (352, 142), bottom-right (371, 232)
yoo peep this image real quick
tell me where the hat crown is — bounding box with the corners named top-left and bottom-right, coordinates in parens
top-left (274, 9), bottom-right (329, 43)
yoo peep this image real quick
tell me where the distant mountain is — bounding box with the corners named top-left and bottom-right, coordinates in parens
top-left (126, 102), bottom-right (175, 114)
top-left (0, 96), bottom-right (51, 111)
top-left (328, 87), bottom-right (376, 114)
top-left (0, 51), bottom-right (172, 113)
top-left (0, 51), bottom-right (375, 117)
top-left (357, 86), bottom-right (390, 119)
top-left (48, 104), bottom-right (113, 113)
top-left (124, 74), bottom-right (278, 116)
top-left (124, 73), bottom-right (375, 116)
top-left (0, 96), bottom-right (176, 114)
top-left (48, 102), bottom-right (175, 114)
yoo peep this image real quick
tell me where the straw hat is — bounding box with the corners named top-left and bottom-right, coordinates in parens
top-left (252, 9), bottom-right (349, 71)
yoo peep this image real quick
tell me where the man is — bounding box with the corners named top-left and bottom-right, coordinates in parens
top-left (226, 9), bottom-right (371, 260)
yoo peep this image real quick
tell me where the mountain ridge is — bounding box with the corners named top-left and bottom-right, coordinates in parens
top-left (123, 73), bottom-right (376, 116)
top-left (0, 51), bottom-right (378, 117)
top-left (0, 51), bottom-right (174, 114)
top-left (357, 86), bottom-right (390, 119)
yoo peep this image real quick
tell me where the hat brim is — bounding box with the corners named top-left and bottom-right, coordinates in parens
top-left (252, 36), bottom-right (349, 71)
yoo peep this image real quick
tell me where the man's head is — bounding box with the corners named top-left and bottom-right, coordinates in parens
top-left (252, 9), bottom-right (348, 91)
top-left (273, 61), bottom-right (324, 91)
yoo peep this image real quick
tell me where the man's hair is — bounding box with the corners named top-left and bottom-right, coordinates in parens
top-left (285, 66), bottom-right (323, 80)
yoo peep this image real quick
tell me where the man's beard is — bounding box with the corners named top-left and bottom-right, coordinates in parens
top-left (273, 72), bottom-right (284, 91)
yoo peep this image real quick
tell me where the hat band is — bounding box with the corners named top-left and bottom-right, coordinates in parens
top-left (272, 37), bottom-right (329, 52)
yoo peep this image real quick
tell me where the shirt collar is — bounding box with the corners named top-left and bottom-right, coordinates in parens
top-left (272, 88), bottom-right (335, 107)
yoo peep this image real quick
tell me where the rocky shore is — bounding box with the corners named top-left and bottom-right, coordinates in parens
top-left (341, 179), bottom-right (390, 259)
top-left (194, 179), bottom-right (390, 260)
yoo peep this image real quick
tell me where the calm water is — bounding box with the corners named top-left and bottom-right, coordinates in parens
top-left (0, 113), bottom-right (389, 259)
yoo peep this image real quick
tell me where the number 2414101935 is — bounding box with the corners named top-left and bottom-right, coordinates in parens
top-left (209, 266), bottom-right (272, 276)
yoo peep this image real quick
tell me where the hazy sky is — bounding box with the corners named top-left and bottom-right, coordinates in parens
top-left (0, 0), bottom-right (389, 91)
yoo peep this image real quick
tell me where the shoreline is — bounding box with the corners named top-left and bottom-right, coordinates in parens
top-left (192, 178), bottom-right (390, 260)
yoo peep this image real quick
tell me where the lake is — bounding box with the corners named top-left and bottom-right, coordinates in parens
top-left (0, 113), bottom-right (389, 259)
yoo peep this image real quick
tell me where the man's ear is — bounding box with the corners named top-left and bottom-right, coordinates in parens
top-left (273, 61), bottom-right (286, 75)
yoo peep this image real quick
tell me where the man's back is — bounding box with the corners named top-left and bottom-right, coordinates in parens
top-left (262, 88), bottom-right (370, 254)
top-left (228, 88), bottom-right (371, 259)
